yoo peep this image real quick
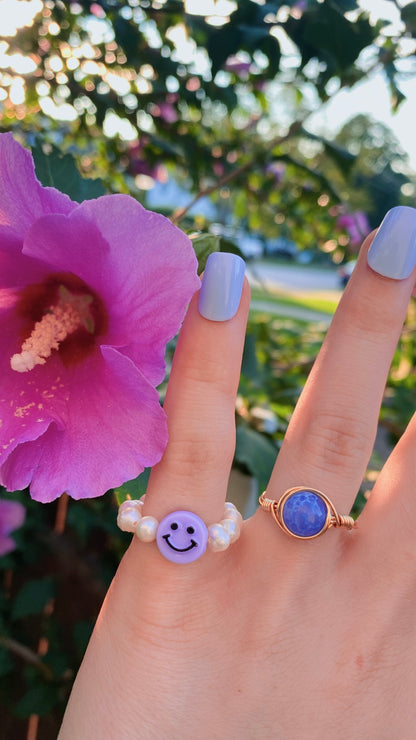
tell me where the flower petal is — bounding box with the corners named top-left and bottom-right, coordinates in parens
top-left (0, 133), bottom-right (76, 243)
top-left (0, 534), bottom-right (17, 556)
top-left (80, 197), bottom-right (200, 358)
top-left (0, 499), bottom-right (25, 535)
top-left (1, 347), bottom-right (168, 502)
top-left (0, 306), bottom-right (70, 466)
top-left (0, 248), bottom-right (52, 291)
top-left (22, 195), bottom-right (200, 382)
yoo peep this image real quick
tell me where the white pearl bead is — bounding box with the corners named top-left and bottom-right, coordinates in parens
top-left (135, 515), bottom-right (158, 542)
top-left (119, 499), bottom-right (143, 513)
top-left (224, 508), bottom-right (243, 526)
top-left (220, 517), bottom-right (240, 543)
top-left (117, 507), bottom-right (142, 532)
top-left (208, 524), bottom-right (230, 552)
top-left (224, 501), bottom-right (237, 513)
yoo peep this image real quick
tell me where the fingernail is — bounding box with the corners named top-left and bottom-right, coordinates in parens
top-left (367, 206), bottom-right (416, 279)
top-left (198, 252), bottom-right (245, 321)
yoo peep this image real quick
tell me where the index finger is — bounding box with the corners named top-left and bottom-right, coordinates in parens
top-left (145, 252), bottom-right (249, 524)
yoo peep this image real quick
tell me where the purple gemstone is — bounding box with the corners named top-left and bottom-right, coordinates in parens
top-left (282, 490), bottom-right (328, 537)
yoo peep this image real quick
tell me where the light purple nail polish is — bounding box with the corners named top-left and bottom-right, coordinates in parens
top-left (198, 252), bottom-right (245, 321)
top-left (367, 206), bottom-right (416, 279)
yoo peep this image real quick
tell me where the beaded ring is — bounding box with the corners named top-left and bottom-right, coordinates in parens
top-left (117, 497), bottom-right (243, 564)
top-left (259, 487), bottom-right (356, 539)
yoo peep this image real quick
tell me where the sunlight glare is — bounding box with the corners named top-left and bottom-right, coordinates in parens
top-left (0, 0), bottom-right (42, 36)
top-left (0, 43), bottom-right (37, 74)
top-left (9, 77), bottom-right (25, 104)
top-left (184, 0), bottom-right (236, 16)
top-left (103, 110), bottom-right (137, 140)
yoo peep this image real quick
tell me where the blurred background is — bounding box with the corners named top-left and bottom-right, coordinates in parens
top-left (1, 1), bottom-right (416, 737)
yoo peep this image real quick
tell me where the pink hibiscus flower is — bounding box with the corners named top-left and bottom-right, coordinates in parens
top-left (0, 134), bottom-right (200, 503)
top-left (0, 498), bottom-right (25, 555)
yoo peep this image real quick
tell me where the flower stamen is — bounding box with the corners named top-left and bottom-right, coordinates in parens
top-left (11, 285), bottom-right (95, 373)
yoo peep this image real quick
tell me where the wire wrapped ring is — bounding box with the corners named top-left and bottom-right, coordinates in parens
top-left (259, 487), bottom-right (356, 540)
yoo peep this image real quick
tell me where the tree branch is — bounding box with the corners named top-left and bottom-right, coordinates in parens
top-left (0, 635), bottom-right (54, 681)
top-left (170, 119), bottom-right (306, 226)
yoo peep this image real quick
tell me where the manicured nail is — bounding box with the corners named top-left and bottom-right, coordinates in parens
top-left (198, 252), bottom-right (245, 321)
top-left (367, 206), bottom-right (416, 279)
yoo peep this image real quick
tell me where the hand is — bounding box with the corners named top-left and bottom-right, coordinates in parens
top-left (59, 210), bottom-right (416, 740)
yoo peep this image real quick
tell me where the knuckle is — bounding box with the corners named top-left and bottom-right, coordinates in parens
top-left (167, 426), bottom-right (235, 480)
top-left (343, 286), bottom-right (403, 340)
top-left (183, 357), bottom-right (237, 401)
top-left (301, 409), bottom-right (374, 475)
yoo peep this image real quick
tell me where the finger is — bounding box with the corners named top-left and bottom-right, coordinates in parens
top-left (357, 408), bottom-right (416, 557)
top-left (255, 207), bottom-right (416, 534)
top-left (145, 252), bottom-right (249, 524)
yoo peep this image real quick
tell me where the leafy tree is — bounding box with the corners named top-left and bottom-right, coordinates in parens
top-left (1, 0), bottom-right (415, 247)
top-left (333, 114), bottom-right (412, 225)
top-left (2, 2), bottom-right (416, 736)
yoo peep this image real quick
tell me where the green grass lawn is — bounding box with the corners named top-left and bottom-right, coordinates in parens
top-left (250, 287), bottom-right (339, 316)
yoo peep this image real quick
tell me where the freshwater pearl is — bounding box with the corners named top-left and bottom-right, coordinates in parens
top-left (225, 508), bottom-right (243, 526)
top-left (136, 515), bottom-right (158, 542)
top-left (220, 518), bottom-right (240, 543)
top-left (224, 502), bottom-right (237, 512)
top-left (119, 499), bottom-right (144, 513)
top-left (117, 507), bottom-right (142, 532)
top-left (208, 524), bottom-right (230, 552)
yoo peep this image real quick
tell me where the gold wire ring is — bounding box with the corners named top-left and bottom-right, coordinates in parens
top-left (259, 487), bottom-right (356, 540)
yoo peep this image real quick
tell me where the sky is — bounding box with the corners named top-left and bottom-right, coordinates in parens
top-left (309, 73), bottom-right (416, 168)
top-left (282, 0), bottom-right (416, 168)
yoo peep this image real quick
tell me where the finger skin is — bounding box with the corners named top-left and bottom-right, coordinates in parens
top-left (357, 408), bottom-right (416, 553)
top-left (58, 252), bottom-right (416, 740)
top-left (256, 232), bottom-right (416, 523)
top-left (144, 278), bottom-right (250, 524)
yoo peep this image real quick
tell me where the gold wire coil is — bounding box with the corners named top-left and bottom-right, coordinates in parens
top-left (259, 487), bottom-right (356, 540)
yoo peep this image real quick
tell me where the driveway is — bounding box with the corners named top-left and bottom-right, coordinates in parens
top-left (246, 261), bottom-right (342, 300)
top-left (246, 260), bottom-right (342, 326)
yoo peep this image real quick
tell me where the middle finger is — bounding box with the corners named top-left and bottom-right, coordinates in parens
top-left (255, 207), bottom-right (416, 535)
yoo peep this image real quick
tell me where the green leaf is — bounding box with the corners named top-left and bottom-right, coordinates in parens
top-left (12, 578), bottom-right (55, 620)
top-left (73, 620), bottom-right (94, 660)
top-left (327, 0), bottom-right (359, 11)
top-left (401, 2), bottom-right (416, 35)
top-left (285, 4), bottom-right (375, 72)
top-left (208, 25), bottom-right (242, 76)
top-left (32, 141), bottom-right (106, 202)
top-left (114, 469), bottom-right (151, 506)
top-left (14, 683), bottom-right (58, 718)
top-left (239, 24), bottom-right (270, 45)
top-left (235, 425), bottom-right (277, 493)
top-left (190, 233), bottom-right (220, 273)
top-left (0, 646), bottom-right (13, 678)
top-left (384, 62), bottom-right (406, 110)
top-left (259, 34), bottom-right (281, 78)
top-left (241, 333), bottom-right (261, 385)
top-left (219, 238), bottom-right (244, 260)
top-left (113, 16), bottom-right (143, 65)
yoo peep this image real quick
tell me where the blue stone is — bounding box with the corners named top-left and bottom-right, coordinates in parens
top-left (282, 490), bottom-right (328, 537)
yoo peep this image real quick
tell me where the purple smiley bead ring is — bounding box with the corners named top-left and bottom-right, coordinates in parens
top-left (117, 497), bottom-right (242, 563)
top-left (259, 487), bottom-right (356, 540)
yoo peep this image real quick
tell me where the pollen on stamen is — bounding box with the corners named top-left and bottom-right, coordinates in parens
top-left (10, 289), bottom-right (95, 373)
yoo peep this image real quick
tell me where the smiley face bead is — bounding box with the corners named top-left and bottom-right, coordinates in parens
top-left (156, 511), bottom-right (209, 564)
top-left (117, 501), bottom-right (242, 563)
